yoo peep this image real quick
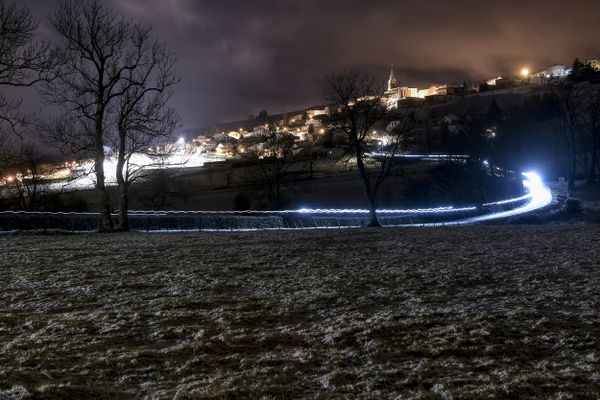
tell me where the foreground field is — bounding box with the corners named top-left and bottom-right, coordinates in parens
top-left (0, 226), bottom-right (599, 399)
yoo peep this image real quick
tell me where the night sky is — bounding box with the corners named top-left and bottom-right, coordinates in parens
top-left (16, 0), bottom-right (600, 131)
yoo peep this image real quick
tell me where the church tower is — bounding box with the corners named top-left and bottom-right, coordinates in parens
top-left (387, 64), bottom-right (397, 92)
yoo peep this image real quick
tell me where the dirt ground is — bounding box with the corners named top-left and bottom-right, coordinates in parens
top-left (0, 226), bottom-right (599, 399)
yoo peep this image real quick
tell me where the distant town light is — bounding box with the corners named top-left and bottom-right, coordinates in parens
top-left (520, 67), bottom-right (530, 78)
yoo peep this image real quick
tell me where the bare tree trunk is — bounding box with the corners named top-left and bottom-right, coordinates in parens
top-left (355, 147), bottom-right (380, 227)
top-left (115, 175), bottom-right (130, 231)
top-left (95, 159), bottom-right (113, 232)
top-left (117, 184), bottom-right (130, 232)
top-left (28, 184), bottom-right (37, 212)
top-left (115, 128), bottom-right (129, 232)
top-left (16, 184), bottom-right (26, 210)
top-left (94, 113), bottom-right (113, 232)
top-left (366, 192), bottom-right (379, 227)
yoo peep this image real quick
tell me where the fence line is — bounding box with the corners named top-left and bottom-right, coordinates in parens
top-left (0, 198), bottom-right (529, 233)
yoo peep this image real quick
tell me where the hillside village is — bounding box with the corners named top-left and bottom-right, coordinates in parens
top-left (2, 58), bottom-right (600, 193)
top-left (186, 59), bottom-right (600, 161)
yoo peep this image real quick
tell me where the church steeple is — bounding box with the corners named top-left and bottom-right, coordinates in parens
top-left (387, 64), bottom-right (397, 91)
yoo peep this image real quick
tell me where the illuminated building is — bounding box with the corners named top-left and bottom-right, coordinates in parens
top-left (418, 85), bottom-right (446, 98)
top-left (385, 65), bottom-right (448, 108)
top-left (306, 107), bottom-right (329, 119)
top-left (227, 130), bottom-right (242, 140)
top-left (216, 143), bottom-right (236, 157)
top-left (532, 64), bottom-right (569, 79)
top-left (587, 59), bottom-right (600, 71)
top-left (486, 76), bottom-right (503, 86)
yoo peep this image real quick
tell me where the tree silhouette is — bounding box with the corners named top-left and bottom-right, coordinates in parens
top-left (42, 0), bottom-right (178, 232)
top-left (323, 69), bottom-right (414, 226)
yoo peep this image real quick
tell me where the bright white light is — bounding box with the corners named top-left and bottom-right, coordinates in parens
top-left (456, 171), bottom-right (552, 224)
top-left (521, 171), bottom-right (553, 209)
top-left (46, 148), bottom-right (224, 191)
top-left (177, 137), bottom-right (185, 145)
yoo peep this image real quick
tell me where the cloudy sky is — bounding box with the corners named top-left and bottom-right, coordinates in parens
top-left (18, 0), bottom-right (600, 130)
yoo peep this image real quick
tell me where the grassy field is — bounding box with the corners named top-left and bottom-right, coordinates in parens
top-left (56, 160), bottom-right (433, 212)
top-left (0, 226), bottom-right (599, 399)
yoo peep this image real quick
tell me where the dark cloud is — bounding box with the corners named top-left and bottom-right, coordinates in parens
top-left (16, 0), bottom-right (600, 129)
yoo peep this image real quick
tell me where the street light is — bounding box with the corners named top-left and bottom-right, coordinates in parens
top-left (520, 67), bottom-right (530, 78)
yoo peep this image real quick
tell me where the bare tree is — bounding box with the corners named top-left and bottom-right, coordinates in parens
top-left (109, 31), bottom-right (180, 231)
top-left (251, 125), bottom-right (296, 210)
top-left (323, 69), bottom-right (411, 226)
top-left (42, 0), bottom-right (164, 232)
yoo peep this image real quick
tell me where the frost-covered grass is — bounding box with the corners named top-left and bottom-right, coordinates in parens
top-left (0, 226), bottom-right (599, 399)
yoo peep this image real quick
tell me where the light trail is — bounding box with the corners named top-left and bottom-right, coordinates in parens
top-left (294, 206), bottom-right (477, 214)
top-left (453, 171), bottom-right (552, 224)
top-left (369, 152), bottom-right (471, 162)
top-left (390, 171), bottom-right (553, 227)
top-left (482, 194), bottom-right (531, 207)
